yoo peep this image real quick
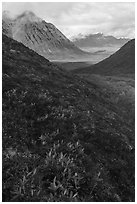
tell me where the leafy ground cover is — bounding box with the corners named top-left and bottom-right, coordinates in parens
top-left (2, 35), bottom-right (135, 201)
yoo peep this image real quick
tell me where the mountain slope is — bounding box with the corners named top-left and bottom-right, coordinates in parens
top-left (2, 34), bottom-right (134, 202)
top-left (73, 39), bottom-right (135, 76)
top-left (2, 11), bottom-right (13, 38)
top-left (2, 11), bottom-right (89, 61)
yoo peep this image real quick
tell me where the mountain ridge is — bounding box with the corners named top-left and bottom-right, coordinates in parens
top-left (2, 10), bottom-right (90, 61)
top-left (72, 33), bottom-right (130, 49)
top-left (73, 39), bottom-right (135, 76)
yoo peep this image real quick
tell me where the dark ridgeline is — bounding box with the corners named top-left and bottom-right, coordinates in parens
top-left (2, 11), bottom-right (90, 61)
top-left (2, 33), bottom-right (134, 202)
top-left (73, 39), bottom-right (135, 77)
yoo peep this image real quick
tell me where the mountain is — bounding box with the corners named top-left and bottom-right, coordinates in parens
top-left (73, 39), bottom-right (135, 76)
top-left (2, 11), bottom-right (89, 61)
top-left (2, 34), bottom-right (134, 202)
top-left (72, 33), bottom-right (130, 50)
top-left (2, 11), bottom-right (13, 38)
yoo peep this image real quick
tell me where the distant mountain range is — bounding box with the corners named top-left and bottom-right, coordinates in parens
top-left (72, 33), bottom-right (130, 50)
top-left (2, 11), bottom-right (90, 61)
top-left (73, 39), bottom-right (135, 76)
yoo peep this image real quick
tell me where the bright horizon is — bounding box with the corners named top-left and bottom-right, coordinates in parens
top-left (2, 2), bottom-right (135, 40)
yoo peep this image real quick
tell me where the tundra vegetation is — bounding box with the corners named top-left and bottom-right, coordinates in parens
top-left (2, 35), bottom-right (135, 202)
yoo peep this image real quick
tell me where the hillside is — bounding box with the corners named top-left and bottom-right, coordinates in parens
top-left (2, 11), bottom-right (90, 61)
top-left (2, 34), bottom-right (134, 202)
top-left (73, 39), bottom-right (135, 76)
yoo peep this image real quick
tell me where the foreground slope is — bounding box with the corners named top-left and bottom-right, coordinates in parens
top-left (3, 35), bottom-right (134, 202)
top-left (2, 11), bottom-right (89, 61)
top-left (73, 39), bottom-right (135, 76)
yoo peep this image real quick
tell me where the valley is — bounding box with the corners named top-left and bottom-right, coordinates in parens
top-left (52, 45), bottom-right (122, 65)
top-left (2, 7), bottom-right (135, 203)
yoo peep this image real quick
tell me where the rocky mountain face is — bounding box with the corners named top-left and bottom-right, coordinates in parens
top-left (72, 33), bottom-right (130, 49)
top-left (2, 34), bottom-right (134, 202)
top-left (2, 11), bottom-right (13, 38)
top-left (2, 11), bottom-right (89, 61)
top-left (73, 39), bottom-right (135, 76)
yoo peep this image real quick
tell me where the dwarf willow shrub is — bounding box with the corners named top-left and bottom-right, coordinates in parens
top-left (3, 140), bottom-right (92, 201)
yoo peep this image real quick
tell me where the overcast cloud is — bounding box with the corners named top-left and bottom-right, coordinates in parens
top-left (2, 2), bottom-right (135, 39)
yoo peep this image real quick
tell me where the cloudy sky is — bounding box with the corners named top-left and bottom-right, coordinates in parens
top-left (2, 2), bottom-right (135, 39)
